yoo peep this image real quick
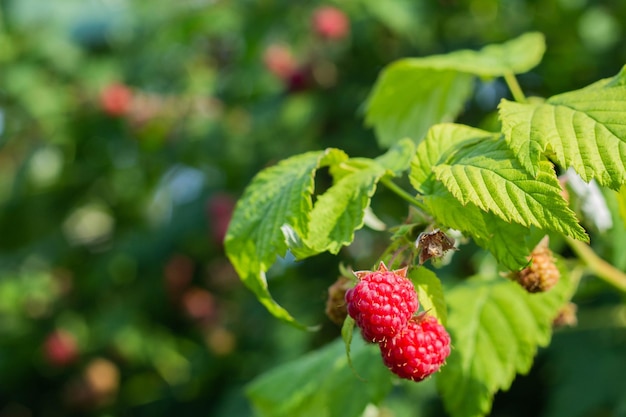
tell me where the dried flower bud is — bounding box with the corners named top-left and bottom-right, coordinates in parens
top-left (416, 229), bottom-right (456, 265)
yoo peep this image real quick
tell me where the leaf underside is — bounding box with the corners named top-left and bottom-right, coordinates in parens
top-left (224, 149), bottom-right (347, 328)
top-left (366, 32), bottom-right (545, 148)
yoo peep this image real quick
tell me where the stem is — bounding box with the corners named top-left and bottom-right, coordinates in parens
top-left (503, 72), bottom-right (527, 103)
top-left (566, 237), bottom-right (626, 294)
top-left (380, 177), bottom-right (428, 211)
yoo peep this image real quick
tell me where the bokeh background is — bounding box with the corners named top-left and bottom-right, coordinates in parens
top-left (1, 0), bottom-right (625, 416)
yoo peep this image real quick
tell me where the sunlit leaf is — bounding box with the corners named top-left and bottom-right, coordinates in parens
top-left (437, 260), bottom-right (575, 417)
top-left (409, 267), bottom-right (447, 325)
top-left (305, 161), bottom-right (386, 254)
top-left (224, 149), bottom-right (348, 328)
top-left (366, 33), bottom-right (545, 147)
top-left (410, 123), bottom-right (585, 268)
top-left (499, 66), bottom-right (626, 189)
top-left (433, 135), bottom-right (587, 241)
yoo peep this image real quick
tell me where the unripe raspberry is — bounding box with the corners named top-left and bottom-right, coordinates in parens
top-left (513, 237), bottom-right (560, 293)
top-left (380, 314), bottom-right (451, 382)
top-left (553, 302), bottom-right (578, 328)
top-left (325, 276), bottom-right (351, 325)
top-left (345, 262), bottom-right (418, 343)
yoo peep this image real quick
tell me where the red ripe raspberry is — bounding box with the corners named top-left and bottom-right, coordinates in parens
top-left (345, 262), bottom-right (418, 343)
top-left (100, 83), bottom-right (133, 116)
top-left (380, 315), bottom-right (451, 381)
top-left (311, 6), bottom-right (350, 40)
top-left (263, 44), bottom-right (297, 81)
top-left (43, 329), bottom-right (79, 367)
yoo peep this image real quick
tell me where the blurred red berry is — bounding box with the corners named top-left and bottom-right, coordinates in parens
top-left (164, 254), bottom-right (194, 300)
top-left (312, 6), bottom-right (350, 40)
top-left (100, 83), bottom-right (133, 116)
top-left (263, 44), bottom-right (298, 81)
top-left (287, 66), bottom-right (313, 93)
top-left (181, 287), bottom-right (217, 324)
top-left (43, 329), bottom-right (78, 366)
top-left (206, 193), bottom-right (236, 246)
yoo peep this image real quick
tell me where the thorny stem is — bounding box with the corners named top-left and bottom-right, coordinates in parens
top-left (503, 72), bottom-right (527, 103)
top-left (566, 237), bottom-right (626, 294)
top-left (380, 177), bottom-right (428, 212)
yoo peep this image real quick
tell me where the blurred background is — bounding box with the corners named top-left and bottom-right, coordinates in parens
top-left (0, 0), bottom-right (625, 416)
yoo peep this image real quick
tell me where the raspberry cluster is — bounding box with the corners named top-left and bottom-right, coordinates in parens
top-left (345, 262), bottom-right (451, 382)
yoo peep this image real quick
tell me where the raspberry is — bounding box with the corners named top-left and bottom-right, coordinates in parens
top-left (553, 302), bottom-right (578, 328)
top-left (325, 276), bottom-right (352, 325)
top-left (380, 314), bottom-right (451, 381)
top-left (43, 329), bottom-right (79, 367)
top-left (100, 83), bottom-right (132, 116)
top-left (345, 262), bottom-right (418, 343)
top-left (311, 6), bottom-right (350, 40)
top-left (263, 44), bottom-right (297, 81)
top-left (513, 236), bottom-right (560, 293)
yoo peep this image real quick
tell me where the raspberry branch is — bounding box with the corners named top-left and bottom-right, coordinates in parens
top-left (566, 237), bottom-right (626, 294)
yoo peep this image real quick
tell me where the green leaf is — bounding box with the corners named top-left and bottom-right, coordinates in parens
top-left (499, 66), bottom-right (626, 189)
top-left (341, 316), bottom-right (356, 375)
top-left (414, 32), bottom-right (545, 77)
top-left (437, 260), bottom-right (575, 417)
top-left (365, 33), bottom-right (545, 148)
top-left (410, 123), bottom-right (489, 193)
top-left (247, 337), bottom-right (392, 417)
top-left (422, 188), bottom-right (535, 270)
top-left (408, 268), bottom-right (447, 325)
top-left (305, 160), bottom-right (387, 254)
top-left (224, 149), bottom-right (348, 328)
top-left (303, 141), bottom-right (412, 255)
top-left (432, 135), bottom-right (587, 241)
top-left (365, 65), bottom-right (474, 148)
top-left (410, 123), bottom-right (576, 269)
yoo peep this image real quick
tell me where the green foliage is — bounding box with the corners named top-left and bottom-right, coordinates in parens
top-left (429, 126), bottom-right (586, 239)
top-left (4, 1), bottom-right (626, 416)
top-left (544, 327), bottom-right (626, 417)
top-left (226, 140), bottom-right (415, 326)
top-left (246, 337), bottom-right (392, 417)
top-left (225, 149), bottom-right (346, 327)
top-left (409, 123), bottom-right (576, 269)
top-left (437, 260), bottom-right (576, 417)
top-left (226, 29), bottom-right (626, 417)
top-left (409, 267), bottom-right (447, 325)
top-left (365, 32), bottom-right (545, 147)
top-left (500, 66), bottom-right (626, 189)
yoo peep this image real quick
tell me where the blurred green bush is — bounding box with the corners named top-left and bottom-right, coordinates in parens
top-left (0, 0), bottom-right (625, 416)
